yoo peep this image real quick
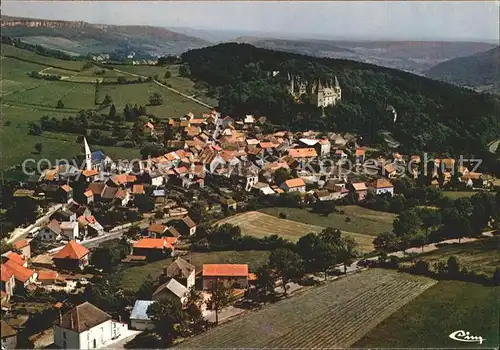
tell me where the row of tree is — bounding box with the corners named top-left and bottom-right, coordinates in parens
top-left (374, 191), bottom-right (500, 253)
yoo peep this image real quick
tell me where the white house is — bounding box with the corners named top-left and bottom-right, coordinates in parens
top-left (281, 178), bottom-right (306, 193)
top-left (129, 300), bottom-right (156, 331)
top-left (53, 302), bottom-right (128, 349)
top-left (39, 220), bottom-right (62, 241)
top-left (370, 178), bottom-right (394, 197)
top-left (60, 222), bottom-right (79, 241)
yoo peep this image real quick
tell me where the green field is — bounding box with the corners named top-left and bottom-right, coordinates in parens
top-left (97, 83), bottom-right (210, 118)
top-left (258, 205), bottom-right (395, 236)
top-left (118, 250), bottom-right (270, 292)
top-left (412, 236), bottom-right (500, 277)
top-left (442, 191), bottom-right (478, 199)
top-left (1, 45), bottom-right (215, 172)
top-left (1, 44), bottom-right (86, 71)
top-left (355, 281), bottom-right (499, 348)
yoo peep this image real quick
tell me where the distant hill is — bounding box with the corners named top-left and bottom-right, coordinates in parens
top-left (181, 43), bottom-right (500, 161)
top-left (425, 46), bottom-right (500, 93)
top-left (1, 15), bottom-right (211, 57)
top-left (234, 37), bottom-right (495, 74)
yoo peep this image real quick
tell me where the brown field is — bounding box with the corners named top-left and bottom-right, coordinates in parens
top-left (178, 269), bottom-right (436, 348)
top-left (217, 211), bottom-right (375, 253)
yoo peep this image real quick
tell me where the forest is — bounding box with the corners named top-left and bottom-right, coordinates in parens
top-left (181, 43), bottom-right (500, 160)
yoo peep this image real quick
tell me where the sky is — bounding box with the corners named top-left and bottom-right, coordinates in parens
top-left (3, 1), bottom-right (499, 42)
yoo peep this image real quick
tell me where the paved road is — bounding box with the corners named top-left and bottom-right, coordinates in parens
top-left (7, 204), bottom-right (63, 244)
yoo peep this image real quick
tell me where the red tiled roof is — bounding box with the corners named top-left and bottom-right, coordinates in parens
top-left (202, 264), bottom-right (249, 277)
top-left (3, 260), bottom-right (34, 283)
top-left (1, 264), bottom-right (13, 282)
top-left (5, 251), bottom-right (25, 266)
top-left (82, 169), bottom-right (99, 177)
top-left (355, 149), bottom-right (365, 156)
top-left (374, 178), bottom-right (393, 189)
top-left (284, 178), bottom-right (306, 188)
top-left (12, 239), bottom-right (29, 250)
top-left (133, 237), bottom-right (177, 249)
top-left (132, 184), bottom-right (145, 194)
top-left (53, 240), bottom-right (89, 260)
top-left (37, 270), bottom-right (59, 281)
top-left (288, 148), bottom-right (318, 158)
top-left (148, 223), bottom-right (167, 234)
top-left (83, 190), bottom-right (93, 198)
top-left (60, 185), bottom-right (72, 192)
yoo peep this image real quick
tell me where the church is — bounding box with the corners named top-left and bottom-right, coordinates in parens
top-left (287, 74), bottom-right (341, 108)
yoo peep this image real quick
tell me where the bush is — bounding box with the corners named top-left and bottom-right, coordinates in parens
top-left (278, 212), bottom-right (287, 219)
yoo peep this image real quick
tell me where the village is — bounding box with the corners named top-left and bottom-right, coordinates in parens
top-left (1, 107), bottom-right (497, 349)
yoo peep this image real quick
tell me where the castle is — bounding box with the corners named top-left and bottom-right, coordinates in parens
top-left (287, 74), bottom-right (341, 108)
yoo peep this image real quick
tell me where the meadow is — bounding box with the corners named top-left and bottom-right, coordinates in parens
top-left (258, 205), bottom-right (395, 236)
top-left (1, 44), bottom-right (86, 71)
top-left (217, 210), bottom-right (375, 253)
top-left (178, 269), bottom-right (436, 348)
top-left (354, 280), bottom-right (499, 348)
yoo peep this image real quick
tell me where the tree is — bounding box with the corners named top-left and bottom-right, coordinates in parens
top-left (312, 200), bottom-right (335, 216)
top-left (140, 142), bottom-right (165, 158)
top-left (207, 280), bottom-right (232, 325)
top-left (34, 142), bottom-right (43, 154)
top-left (28, 122), bottom-right (42, 136)
top-left (393, 208), bottom-right (422, 238)
top-left (147, 299), bottom-right (187, 344)
top-left (297, 232), bottom-right (336, 279)
top-left (187, 202), bottom-right (204, 224)
top-left (268, 248), bottom-right (303, 296)
top-left (134, 194), bottom-right (155, 213)
top-left (56, 99), bottom-right (64, 109)
top-left (209, 223), bottom-right (241, 245)
top-left (470, 192), bottom-right (496, 232)
top-left (164, 71), bottom-right (172, 79)
top-left (254, 265), bottom-right (276, 300)
top-left (184, 287), bottom-right (207, 333)
top-left (417, 208), bottom-right (442, 251)
top-left (373, 231), bottom-right (399, 253)
top-left (108, 104), bottom-right (117, 120)
top-left (149, 92), bottom-right (164, 106)
top-left (335, 235), bottom-right (357, 274)
top-left (136, 274), bottom-right (155, 300)
top-left (103, 94), bottom-right (113, 105)
top-left (274, 167), bottom-right (291, 185)
top-left (179, 63), bottom-right (191, 76)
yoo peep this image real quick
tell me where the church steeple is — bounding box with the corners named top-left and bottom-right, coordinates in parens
top-left (84, 137), bottom-right (92, 171)
top-left (334, 75), bottom-right (340, 89)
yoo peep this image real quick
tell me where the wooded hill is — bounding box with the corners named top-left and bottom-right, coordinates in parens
top-left (426, 46), bottom-right (500, 93)
top-left (181, 43), bottom-right (500, 159)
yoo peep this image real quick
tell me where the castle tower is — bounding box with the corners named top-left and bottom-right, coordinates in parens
top-left (84, 137), bottom-right (92, 171)
top-left (334, 75), bottom-right (341, 103)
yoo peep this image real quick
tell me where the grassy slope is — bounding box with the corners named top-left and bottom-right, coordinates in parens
top-left (258, 205), bottom-right (395, 236)
top-left (118, 250), bottom-right (270, 292)
top-left (1, 46), bottom-right (213, 172)
top-left (442, 191), bottom-right (478, 200)
top-left (354, 281), bottom-right (499, 348)
top-left (413, 237), bottom-right (500, 277)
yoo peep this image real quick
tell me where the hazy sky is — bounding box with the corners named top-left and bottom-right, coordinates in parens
top-left (3, 1), bottom-right (499, 41)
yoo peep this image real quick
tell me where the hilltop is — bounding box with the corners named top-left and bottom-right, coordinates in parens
top-left (426, 46), bottom-right (500, 93)
top-left (181, 43), bottom-right (500, 158)
top-left (1, 14), bottom-right (211, 58)
top-left (235, 36), bottom-right (495, 73)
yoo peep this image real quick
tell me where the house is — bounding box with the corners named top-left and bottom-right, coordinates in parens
top-left (281, 178), bottom-right (306, 193)
top-left (81, 169), bottom-right (100, 183)
top-left (39, 220), bottom-right (62, 241)
top-left (60, 222), bottom-right (80, 241)
top-left (1, 321), bottom-right (17, 349)
top-left (252, 182), bottom-right (275, 195)
top-left (88, 183), bottom-right (105, 201)
top-left (36, 270), bottom-right (60, 285)
top-left (1, 264), bottom-right (15, 301)
top-left (202, 264), bottom-right (249, 289)
top-left (288, 148), bottom-right (318, 160)
top-left (370, 178), bottom-right (394, 197)
top-left (132, 184), bottom-right (145, 195)
top-left (152, 278), bottom-right (188, 305)
top-left (83, 190), bottom-right (94, 204)
top-left (163, 257), bottom-right (195, 288)
top-left (3, 259), bottom-right (36, 287)
top-left (12, 239), bottom-right (31, 259)
top-left (58, 185), bottom-right (73, 203)
top-left (132, 238), bottom-right (177, 261)
top-left (318, 139), bottom-right (331, 157)
top-left (114, 189), bottom-right (131, 207)
top-left (383, 163), bottom-right (398, 179)
top-left (143, 122), bottom-right (155, 135)
top-left (53, 240), bottom-right (90, 271)
top-left (4, 252), bottom-right (27, 268)
top-left (351, 182), bottom-right (367, 201)
top-left (355, 149), bottom-right (366, 163)
top-left (221, 198), bottom-right (237, 211)
top-left (53, 302), bottom-right (128, 349)
top-left (147, 223), bottom-right (168, 238)
top-left (129, 300), bottom-right (156, 331)
top-left (176, 216), bottom-right (197, 236)
top-left (334, 149), bottom-right (348, 159)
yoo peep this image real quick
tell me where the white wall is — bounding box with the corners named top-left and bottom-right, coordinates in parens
top-left (187, 271), bottom-right (195, 289)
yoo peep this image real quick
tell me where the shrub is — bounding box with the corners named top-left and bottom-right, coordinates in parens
top-left (278, 212), bottom-right (287, 219)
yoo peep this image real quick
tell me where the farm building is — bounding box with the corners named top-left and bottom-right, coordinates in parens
top-left (202, 264), bottom-right (249, 289)
top-left (129, 300), bottom-right (156, 331)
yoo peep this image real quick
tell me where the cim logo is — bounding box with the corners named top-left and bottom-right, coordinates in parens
top-left (449, 330), bottom-right (486, 345)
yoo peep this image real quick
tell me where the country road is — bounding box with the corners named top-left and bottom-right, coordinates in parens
top-left (112, 67), bottom-right (214, 109)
